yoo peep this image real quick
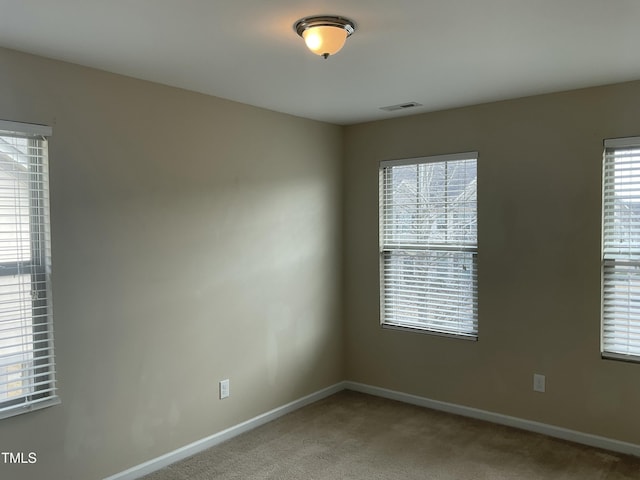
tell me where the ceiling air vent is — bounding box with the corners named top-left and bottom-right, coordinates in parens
top-left (379, 101), bottom-right (423, 112)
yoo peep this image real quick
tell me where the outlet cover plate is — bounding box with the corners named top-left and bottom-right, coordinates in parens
top-left (220, 379), bottom-right (230, 399)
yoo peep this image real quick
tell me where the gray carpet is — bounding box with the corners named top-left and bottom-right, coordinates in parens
top-left (142, 390), bottom-right (640, 479)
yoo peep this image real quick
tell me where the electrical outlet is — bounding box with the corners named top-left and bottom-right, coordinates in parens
top-left (533, 374), bottom-right (545, 393)
top-left (219, 379), bottom-right (230, 399)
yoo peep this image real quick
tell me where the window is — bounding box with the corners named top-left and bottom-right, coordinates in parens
top-left (0, 120), bottom-right (58, 419)
top-left (379, 152), bottom-right (478, 339)
top-left (602, 137), bottom-right (640, 362)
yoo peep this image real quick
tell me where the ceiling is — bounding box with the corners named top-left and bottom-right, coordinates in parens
top-left (1, 0), bottom-right (639, 125)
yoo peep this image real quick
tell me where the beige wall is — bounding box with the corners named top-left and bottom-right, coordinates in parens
top-left (343, 81), bottom-right (640, 445)
top-left (0, 47), bottom-right (343, 479)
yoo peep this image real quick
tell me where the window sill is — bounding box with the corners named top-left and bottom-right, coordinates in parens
top-left (382, 322), bottom-right (478, 341)
top-left (0, 396), bottom-right (61, 421)
top-left (601, 352), bottom-right (640, 364)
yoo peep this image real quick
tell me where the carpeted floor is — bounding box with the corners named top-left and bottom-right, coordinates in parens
top-left (141, 390), bottom-right (640, 479)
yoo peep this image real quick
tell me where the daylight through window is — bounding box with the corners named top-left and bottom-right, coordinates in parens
top-left (0, 120), bottom-right (58, 419)
top-left (602, 137), bottom-right (640, 361)
top-left (379, 152), bottom-right (478, 338)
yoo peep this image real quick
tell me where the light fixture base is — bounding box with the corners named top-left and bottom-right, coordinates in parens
top-left (294, 15), bottom-right (356, 38)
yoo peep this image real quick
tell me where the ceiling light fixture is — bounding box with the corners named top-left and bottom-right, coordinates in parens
top-left (294, 15), bottom-right (356, 59)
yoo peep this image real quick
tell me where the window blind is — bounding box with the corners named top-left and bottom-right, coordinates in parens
top-left (0, 120), bottom-right (58, 419)
top-left (379, 153), bottom-right (478, 338)
top-left (602, 137), bottom-right (640, 361)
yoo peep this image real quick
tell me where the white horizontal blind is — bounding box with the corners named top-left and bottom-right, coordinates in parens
top-left (602, 137), bottom-right (640, 361)
top-left (0, 121), bottom-right (58, 418)
top-left (379, 153), bottom-right (478, 338)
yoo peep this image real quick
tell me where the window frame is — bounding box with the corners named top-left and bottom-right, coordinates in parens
top-left (601, 136), bottom-right (640, 363)
top-left (0, 120), bottom-right (59, 419)
top-left (379, 152), bottom-right (478, 340)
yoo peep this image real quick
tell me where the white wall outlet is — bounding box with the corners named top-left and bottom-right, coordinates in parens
top-left (219, 379), bottom-right (230, 399)
top-left (533, 373), bottom-right (545, 393)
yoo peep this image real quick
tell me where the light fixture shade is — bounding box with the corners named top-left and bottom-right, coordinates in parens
top-left (302, 26), bottom-right (348, 57)
top-left (294, 15), bottom-right (356, 59)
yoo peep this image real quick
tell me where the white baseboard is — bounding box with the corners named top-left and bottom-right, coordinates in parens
top-left (105, 379), bottom-right (640, 479)
top-left (344, 381), bottom-right (640, 458)
top-left (103, 382), bottom-right (347, 480)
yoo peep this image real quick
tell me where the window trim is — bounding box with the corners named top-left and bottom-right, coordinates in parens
top-left (379, 151), bottom-right (478, 340)
top-left (601, 136), bottom-right (640, 363)
top-left (0, 119), bottom-right (59, 420)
